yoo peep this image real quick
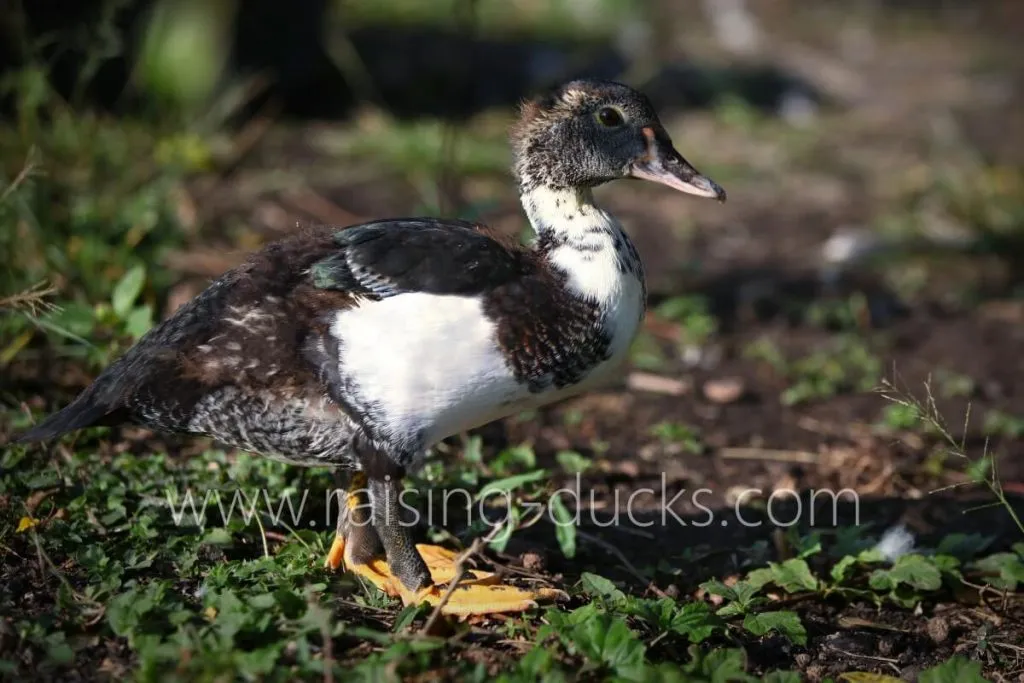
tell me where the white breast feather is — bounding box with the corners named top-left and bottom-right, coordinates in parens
top-left (331, 294), bottom-right (528, 446)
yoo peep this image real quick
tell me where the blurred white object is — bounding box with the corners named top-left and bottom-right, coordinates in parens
top-left (701, 0), bottom-right (761, 55)
top-left (778, 92), bottom-right (818, 128)
top-left (873, 524), bottom-right (916, 563)
top-left (821, 228), bottom-right (884, 267)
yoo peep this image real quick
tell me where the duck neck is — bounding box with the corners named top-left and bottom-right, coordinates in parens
top-left (520, 184), bottom-right (645, 305)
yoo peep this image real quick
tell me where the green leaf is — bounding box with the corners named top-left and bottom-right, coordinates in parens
top-left (475, 469), bottom-right (547, 501)
top-left (774, 559), bottom-right (819, 592)
top-left (556, 450), bottom-right (592, 474)
top-left (935, 533), bottom-right (993, 559)
top-left (124, 303), bottom-right (154, 339)
top-left (931, 554), bottom-right (962, 578)
top-left (669, 601), bottom-right (723, 643)
top-left (790, 531), bottom-right (823, 559)
top-left (501, 647), bottom-right (565, 683)
top-left (830, 555), bottom-right (858, 583)
top-left (462, 435), bottom-right (484, 463)
top-left (624, 597), bottom-right (676, 630)
top-left (234, 645), bottom-right (282, 676)
top-left (42, 302), bottom-right (97, 342)
top-left (491, 444), bottom-right (537, 475)
top-left (629, 662), bottom-right (691, 683)
top-left (112, 264), bottom-right (146, 317)
top-left (557, 613), bottom-right (646, 678)
top-left (748, 559), bottom-right (818, 594)
top-left (746, 568), bottom-right (773, 592)
top-left (742, 611), bottom-right (807, 645)
top-left (868, 569), bottom-right (895, 591)
top-left (886, 584), bottom-right (923, 609)
top-left (763, 673), bottom-right (803, 683)
top-left (887, 554), bottom-right (943, 591)
top-left (201, 528), bottom-right (233, 545)
top-left (544, 603), bottom-right (601, 631)
top-left (701, 579), bottom-right (737, 601)
top-left (732, 581), bottom-right (762, 606)
top-left (579, 572), bottom-right (626, 606)
top-left (44, 632), bottom-right (74, 665)
top-left (106, 582), bottom-right (169, 640)
top-left (682, 645), bottom-right (752, 682)
top-left (974, 552), bottom-right (1024, 590)
top-left (716, 602), bottom-right (747, 618)
top-left (918, 656), bottom-right (989, 683)
top-left (549, 494), bottom-right (577, 559)
top-left (392, 603), bottom-right (428, 632)
top-left (488, 504), bottom-right (519, 553)
top-left (965, 455), bottom-right (992, 483)
top-left (857, 548), bottom-right (887, 564)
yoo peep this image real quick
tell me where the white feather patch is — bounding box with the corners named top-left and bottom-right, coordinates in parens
top-left (331, 294), bottom-right (528, 446)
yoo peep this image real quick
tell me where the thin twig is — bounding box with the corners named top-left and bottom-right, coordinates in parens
top-left (254, 510), bottom-right (270, 559)
top-left (881, 376), bottom-right (1024, 537)
top-left (0, 280), bottom-right (59, 316)
top-left (827, 646), bottom-right (901, 674)
top-left (0, 149), bottom-right (39, 204)
top-left (24, 519), bottom-right (105, 624)
top-left (576, 529), bottom-right (669, 599)
top-left (420, 522), bottom-right (505, 634)
top-left (719, 447), bottom-right (819, 464)
top-left (626, 372), bottom-right (691, 396)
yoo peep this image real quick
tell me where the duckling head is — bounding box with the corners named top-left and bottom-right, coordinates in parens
top-left (510, 79), bottom-right (726, 202)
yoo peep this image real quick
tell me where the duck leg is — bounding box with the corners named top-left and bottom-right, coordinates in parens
top-left (323, 472), bottom-right (381, 571)
top-left (325, 456), bottom-right (563, 616)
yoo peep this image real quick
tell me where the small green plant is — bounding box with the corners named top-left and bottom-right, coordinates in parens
top-left (649, 421), bottom-right (704, 454)
top-left (555, 450), bottom-right (592, 474)
top-left (982, 409), bottom-right (1024, 439)
top-left (935, 369), bottom-right (976, 399)
top-left (0, 54), bottom-right (203, 380)
top-left (700, 578), bottom-right (807, 645)
top-left (972, 544), bottom-right (1024, 591)
top-left (745, 335), bottom-right (882, 405)
top-left (743, 337), bottom-right (787, 371)
top-left (802, 293), bottom-right (867, 331)
top-left (654, 294), bottom-right (718, 348)
top-left (879, 401), bottom-right (923, 431)
top-left (628, 329), bottom-right (670, 371)
top-left (880, 378), bottom-right (1024, 538)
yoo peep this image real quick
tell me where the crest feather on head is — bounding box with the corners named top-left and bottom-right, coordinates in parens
top-left (510, 80), bottom-right (637, 147)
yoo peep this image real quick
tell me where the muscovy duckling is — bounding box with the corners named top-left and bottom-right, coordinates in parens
top-left (17, 79), bottom-right (725, 615)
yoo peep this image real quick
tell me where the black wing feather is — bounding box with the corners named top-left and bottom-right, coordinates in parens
top-left (310, 218), bottom-right (529, 298)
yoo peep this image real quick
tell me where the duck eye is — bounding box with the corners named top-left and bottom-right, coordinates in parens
top-left (596, 106), bottom-right (624, 127)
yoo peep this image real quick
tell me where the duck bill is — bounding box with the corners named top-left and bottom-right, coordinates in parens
top-left (629, 127), bottom-right (727, 202)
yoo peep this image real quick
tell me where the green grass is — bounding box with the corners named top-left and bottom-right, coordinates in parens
top-left (3, 440), bottom-right (1019, 680)
top-left (0, 61), bottom-right (211, 375)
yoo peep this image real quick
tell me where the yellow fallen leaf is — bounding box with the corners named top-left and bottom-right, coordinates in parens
top-left (203, 606), bottom-right (217, 621)
top-left (840, 674), bottom-right (903, 683)
top-left (16, 516), bottom-right (39, 533)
